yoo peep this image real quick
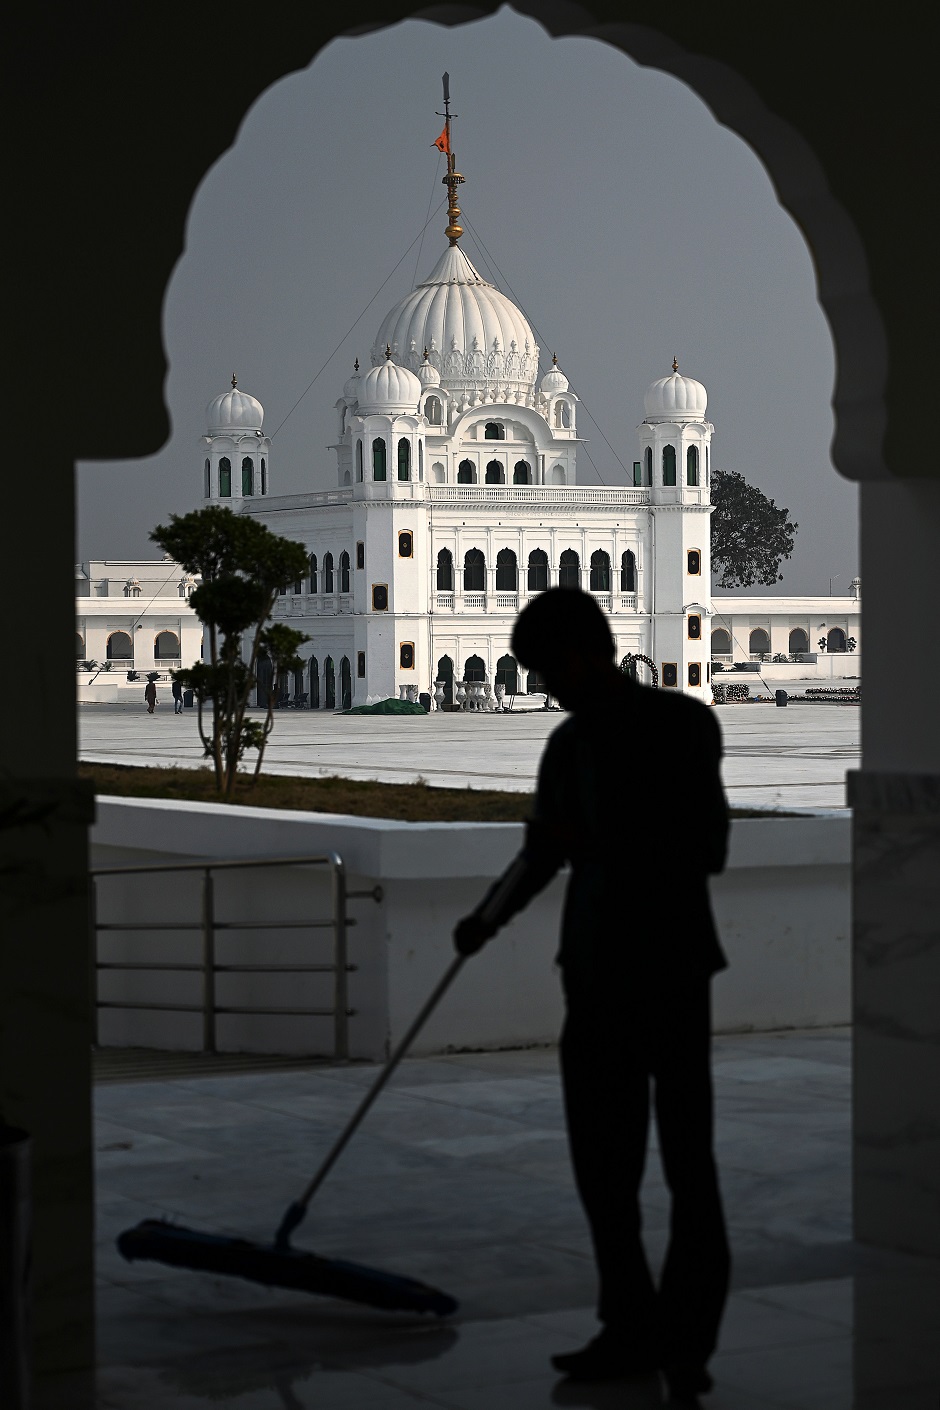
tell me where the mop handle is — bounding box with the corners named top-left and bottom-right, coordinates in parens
top-left (275, 954), bottom-right (468, 1244)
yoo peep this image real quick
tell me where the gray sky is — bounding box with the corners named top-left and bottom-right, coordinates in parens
top-left (77, 8), bottom-right (857, 598)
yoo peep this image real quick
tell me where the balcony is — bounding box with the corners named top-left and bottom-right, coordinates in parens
top-left (462, 593), bottom-right (486, 610)
top-left (434, 593), bottom-right (455, 610)
top-left (494, 593), bottom-right (518, 610)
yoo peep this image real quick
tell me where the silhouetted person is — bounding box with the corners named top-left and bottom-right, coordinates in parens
top-left (171, 678), bottom-right (183, 714)
top-left (144, 679), bottom-right (157, 714)
top-left (454, 589), bottom-right (730, 1403)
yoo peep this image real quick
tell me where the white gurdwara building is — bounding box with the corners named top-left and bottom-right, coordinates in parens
top-left (199, 117), bottom-right (717, 709)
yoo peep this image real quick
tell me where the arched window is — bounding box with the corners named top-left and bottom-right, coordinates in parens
top-left (463, 548), bottom-right (485, 592)
top-left (527, 548), bottom-right (549, 591)
top-left (260, 457), bottom-right (267, 495)
top-left (418, 441), bottom-right (424, 479)
top-left (309, 553), bottom-right (318, 593)
top-left (372, 437), bottom-right (386, 481)
top-left (324, 552), bottom-right (334, 594)
top-left (432, 461), bottom-right (445, 483)
top-left (218, 456), bottom-right (231, 497)
top-left (309, 656), bottom-right (320, 709)
top-left (663, 445), bottom-right (677, 486)
top-left (749, 627), bottom-right (771, 658)
top-left (686, 445), bottom-right (699, 486)
top-left (789, 627), bottom-right (810, 655)
top-left (464, 654), bottom-right (486, 682)
top-left (398, 437), bottom-right (410, 481)
top-left (495, 548), bottom-right (518, 591)
top-left (340, 656), bottom-right (352, 710)
top-left (204, 457), bottom-right (210, 497)
top-left (436, 547), bottom-right (454, 591)
top-left (324, 657), bottom-right (335, 709)
top-left (256, 653), bottom-right (274, 707)
top-left (426, 396), bottom-right (442, 426)
top-left (554, 401), bottom-right (571, 429)
top-left (106, 631), bottom-right (132, 660)
top-left (458, 459), bottom-right (475, 483)
top-left (559, 548), bottom-right (580, 589)
top-left (484, 422), bottom-right (503, 440)
top-left (621, 549), bottom-right (637, 592)
top-left (590, 549), bottom-right (611, 591)
top-left (154, 631), bottom-right (181, 660)
top-left (76, 632), bottom-right (84, 658)
top-left (513, 460), bottom-right (531, 484)
top-left (711, 627), bottom-right (732, 656)
top-left (551, 464), bottom-right (566, 485)
top-left (644, 446), bottom-right (653, 484)
top-left (485, 460), bottom-right (503, 484)
top-left (242, 456), bottom-right (253, 495)
top-left (436, 654), bottom-right (454, 704)
top-left (339, 550), bottom-right (350, 593)
top-left (495, 654), bottom-right (518, 693)
top-left (827, 627), bottom-right (847, 653)
top-left (356, 440), bottom-right (363, 481)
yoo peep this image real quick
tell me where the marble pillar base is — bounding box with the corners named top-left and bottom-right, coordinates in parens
top-left (849, 770), bottom-right (940, 1258)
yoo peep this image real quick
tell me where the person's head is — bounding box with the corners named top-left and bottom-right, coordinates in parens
top-left (511, 588), bottom-right (617, 710)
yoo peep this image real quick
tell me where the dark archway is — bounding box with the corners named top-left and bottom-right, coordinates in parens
top-left (324, 656), bottom-right (335, 709)
top-left (495, 653), bottom-right (518, 693)
top-left (436, 654), bottom-right (454, 704)
top-left (340, 655), bottom-right (352, 708)
top-left (309, 655), bottom-right (320, 708)
top-left (621, 653), bottom-right (659, 688)
top-left (106, 631), bottom-right (132, 660)
top-left (464, 654), bottom-right (486, 682)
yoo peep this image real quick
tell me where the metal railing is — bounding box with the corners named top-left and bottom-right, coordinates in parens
top-left (90, 854), bottom-right (381, 1059)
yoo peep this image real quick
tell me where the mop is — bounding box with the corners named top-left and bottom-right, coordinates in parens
top-left (117, 954), bottom-right (468, 1316)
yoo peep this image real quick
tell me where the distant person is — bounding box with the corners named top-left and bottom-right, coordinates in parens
top-left (171, 678), bottom-right (183, 714)
top-left (144, 678), bottom-right (157, 714)
top-left (454, 589), bottom-right (730, 1404)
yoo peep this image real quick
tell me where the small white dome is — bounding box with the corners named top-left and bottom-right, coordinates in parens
top-left (644, 364), bottom-right (707, 420)
top-left (541, 356), bottom-right (569, 396)
top-left (417, 352), bottom-right (441, 388)
top-left (206, 378), bottom-right (264, 435)
top-left (357, 357), bottom-right (423, 416)
top-left (343, 361), bottom-right (362, 404)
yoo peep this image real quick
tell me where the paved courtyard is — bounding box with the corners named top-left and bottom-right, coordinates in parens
top-left (37, 1030), bottom-right (938, 1408)
top-left (79, 697), bottom-right (860, 809)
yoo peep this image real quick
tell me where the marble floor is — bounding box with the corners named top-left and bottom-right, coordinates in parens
top-left (37, 1029), bottom-right (938, 1409)
top-left (79, 697), bottom-right (860, 809)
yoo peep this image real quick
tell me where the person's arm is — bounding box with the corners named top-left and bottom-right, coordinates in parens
top-left (454, 732), bottom-right (570, 955)
top-left (703, 709), bottom-right (730, 875)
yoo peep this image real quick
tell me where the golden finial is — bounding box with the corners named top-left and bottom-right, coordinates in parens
top-left (434, 72), bottom-right (465, 246)
top-left (353, 358), bottom-right (359, 372)
top-left (423, 347), bottom-right (430, 360)
top-left (385, 344), bottom-right (392, 360)
top-left (671, 357), bottom-right (679, 373)
top-left (231, 373), bottom-right (238, 388)
top-left (552, 352), bottom-right (558, 366)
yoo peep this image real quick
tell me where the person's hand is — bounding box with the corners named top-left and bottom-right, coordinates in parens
top-left (453, 914), bottom-right (497, 956)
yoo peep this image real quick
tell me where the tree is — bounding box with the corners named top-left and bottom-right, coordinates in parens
top-left (151, 506), bottom-right (309, 796)
top-left (711, 469), bottom-right (798, 588)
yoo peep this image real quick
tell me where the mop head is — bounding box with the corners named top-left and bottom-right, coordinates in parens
top-left (117, 1219), bottom-right (458, 1317)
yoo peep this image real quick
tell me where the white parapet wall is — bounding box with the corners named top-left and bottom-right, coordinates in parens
top-left (90, 798), bottom-right (851, 1058)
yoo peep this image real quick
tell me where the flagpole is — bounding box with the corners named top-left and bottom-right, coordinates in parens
top-left (437, 71), bottom-right (464, 246)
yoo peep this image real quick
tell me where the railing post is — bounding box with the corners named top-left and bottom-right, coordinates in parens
top-left (201, 868), bottom-right (216, 1053)
top-left (330, 858), bottom-right (349, 1061)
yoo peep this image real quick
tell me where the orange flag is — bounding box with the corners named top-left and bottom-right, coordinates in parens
top-left (432, 126), bottom-right (450, 155)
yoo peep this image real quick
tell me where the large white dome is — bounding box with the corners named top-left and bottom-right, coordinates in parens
top-left (644, 368), bottom-right (707, 420)
top-left (371, 245), bottom-right (539, 407)
top-left (206, 382), bottom-right (264, 435)
top-left (357, 358), bottom-right (423, 416)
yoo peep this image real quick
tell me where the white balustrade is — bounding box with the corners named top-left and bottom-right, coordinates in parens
top-left (463, 593), bottom-right (486, 610)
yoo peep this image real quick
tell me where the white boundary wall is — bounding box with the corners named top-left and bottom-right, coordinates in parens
top-left (90, 798), bottom-right (851, 1058)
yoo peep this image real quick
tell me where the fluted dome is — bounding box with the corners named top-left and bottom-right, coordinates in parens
top-left (206, 383), bottom-right (264, 435)
top-left (417, 353), bottom-right (441, 388)
top-left (343, 362), bottom-right (362, 404)
top-left (357, 358), bottom-right (423, 416)
top-left (644, 368), bottom-right (707, 420)
top-left (371, 245), bottom-right (539, 407)
top-left (541, 358), bottom-right (569, 396)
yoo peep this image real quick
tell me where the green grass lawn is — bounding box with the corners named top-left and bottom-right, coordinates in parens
top-left (81, 762), bottom-right (797, 823)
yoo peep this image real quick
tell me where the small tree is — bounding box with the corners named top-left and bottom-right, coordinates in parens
top-left (818, 637), bottom-right (827, 652)
top-left (252, 624), bottom-right (307, 781)
top-left (846, 636), bottom-right (858, 652)
top-left (151, 506), bottom-right (309, 796)
top-left (711, 469), bottom-right (798, 587)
